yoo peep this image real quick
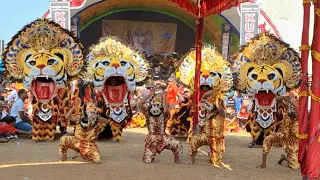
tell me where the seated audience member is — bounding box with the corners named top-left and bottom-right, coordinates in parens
top-left (0, 116), bottom-right (31, 143)
top-left (224, 106), bottom-right (238, 133)
top-left (5, 83), bottom-right (18, 104)
top-left (10, 89), bottom-right (32, 131)
top-left (0, 101), bottom-right (8, 119)
top-left (237, 106), bottom-right (249, 128)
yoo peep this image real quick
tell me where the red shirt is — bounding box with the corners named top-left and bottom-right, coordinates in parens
top-left (166, 82), bottom-right (178, 105)
top-left (0, 123), bottom-right (17, 135)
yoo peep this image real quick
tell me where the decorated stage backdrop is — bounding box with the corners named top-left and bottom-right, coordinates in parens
top-left (102, 20), bottom-right (177, 56)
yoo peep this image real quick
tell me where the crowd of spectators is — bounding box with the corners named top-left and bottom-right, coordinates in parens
top-left (0, 80), bottom-right (32, 143)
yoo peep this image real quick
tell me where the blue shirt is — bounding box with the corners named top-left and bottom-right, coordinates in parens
top-left (233, 96), bottom-right (243, 113)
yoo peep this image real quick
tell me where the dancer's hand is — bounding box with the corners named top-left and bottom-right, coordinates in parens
top-left (216, 99), bottom-right (225, 111)
top-left (149, 89), bottom-right (155, 95)
top-left (275, 96), bottom-right (290, 102)
top-left (91, 112), bottom-right (98, 119)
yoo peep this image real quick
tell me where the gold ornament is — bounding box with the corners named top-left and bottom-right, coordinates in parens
top-left (178, 44), bottom-right (233, 94)
top-left (233, 32), bottom-right (301, 90)
top-left (2, 18), bottom-right (84, 79)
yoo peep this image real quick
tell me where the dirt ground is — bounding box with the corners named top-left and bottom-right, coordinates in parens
top-left (0, 128), bottom-right (300, 180)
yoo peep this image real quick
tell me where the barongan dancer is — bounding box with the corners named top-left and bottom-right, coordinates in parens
top-left (259, 95), bottom-right (299, 169)
top-left (189, 90), bottom-right (229, 169)
top-left (138, 88), bottom-right (183, 164)
top-left (59, 100), bottom-right (108, 163)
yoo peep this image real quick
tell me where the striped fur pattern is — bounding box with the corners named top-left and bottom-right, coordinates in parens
top-left (232, 32), bottom-right (301, 145)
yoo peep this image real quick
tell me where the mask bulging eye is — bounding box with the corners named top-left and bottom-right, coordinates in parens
top-left (47, 59), bottom-right (56, 65)
top-left (251, 73), bottom-right (258, 80)
top-left (102, 61), bottom-right (110, 66)
top-left (210, 72), bottom-right (217, 76)
top-left (29, 61), bottom-right (36, 66)
top-left (267, 73), bottom-right (276, 80)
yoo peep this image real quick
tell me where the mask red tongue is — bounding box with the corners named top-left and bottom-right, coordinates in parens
top-left (200, 85), bottom-right (211, 98)
top-left (255, 91), bottom-right (276, 106)
top-left (32, 80), bottom-right (56, 100)
top-left (103, 84), bottom-right (127, 104)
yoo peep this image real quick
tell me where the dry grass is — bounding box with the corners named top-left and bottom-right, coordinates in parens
top-left (0, 128), bottom-right (300, 180)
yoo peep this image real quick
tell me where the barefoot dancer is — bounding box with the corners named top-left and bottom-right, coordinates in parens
top-left (59, 100), bottom-right (109, 163)
top-left (259, 95), bottom-right (299, 169)
top-left (189, 90), bottom-right (228, 168)
top-left (138, 88), bottom-right (183, 164)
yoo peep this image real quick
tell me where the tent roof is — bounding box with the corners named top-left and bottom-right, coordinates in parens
top-left (169, 0), bottom-right (250, 17)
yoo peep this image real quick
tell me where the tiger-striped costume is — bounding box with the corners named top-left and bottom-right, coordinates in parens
top-left (85, 37), bottom-right (149, 141)
top-left (142, 94), bottom-right (183, 164)
top-left (172, 45), bottom-right (233, 141)
top-left (232, 33), bottom-right (301, 147)
top-left (1, 19), bottom-right (84, 141)
top-left (175, 44), bottom-right (232, 167)
top-left (59, 99), bottom-right (105, 164)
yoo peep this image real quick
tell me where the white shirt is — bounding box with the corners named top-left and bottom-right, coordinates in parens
top-left (1, 110), bottom-right (8, 119)
top-left (5, 90), bottom-right (18, 103)
top-left (10, 98), bottom-right (25, 123)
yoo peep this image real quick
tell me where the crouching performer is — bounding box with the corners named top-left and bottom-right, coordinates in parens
top-left (138, 89), bottom-right (183, 164)
top-left (59, 99), bottom-right (109, 164)
top-left (190, 91), bottom-right (228, 168)
top-left (259, 95), bottom-right (299, 169)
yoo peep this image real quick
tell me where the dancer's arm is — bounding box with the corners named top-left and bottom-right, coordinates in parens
top-left (216, 99), bottom-right (226, 117)
top-left (201, 90), bottom-right (214, 100)
top-left (137, 89), bottom-right (155, 106)
top-left (66, 99), bottom-right (81, 121)
top-left (276, 96), bottom-right (298, 114)
top-left (97, 116), bottom-right (109, 124)
top-left (162, 92), bottom-right (169, 114)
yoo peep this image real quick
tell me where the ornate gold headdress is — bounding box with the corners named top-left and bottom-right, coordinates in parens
top-left (178, 44), bottom-right (233, 93)
top-left (233, 33), bottom-right (301, 89)
top-left (86, 37), bottom-right (149, 82)
top-left (2, 18), bottom-right (84, 79)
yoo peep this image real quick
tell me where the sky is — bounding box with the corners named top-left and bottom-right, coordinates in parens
top-left (0, 0), bottom-right (53, 45)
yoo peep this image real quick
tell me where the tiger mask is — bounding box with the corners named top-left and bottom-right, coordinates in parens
top-left (87, 37), bottom-right (148, 123)
top-left (244, 63), bottom-right (288, 108)
top-left (178, 44), bottom-right (233, 97)
top-left (148, 95), bottom-right (164, 117)
top-left (233, 33), bottom-right (301, 128)
top-left (198, 65), bottom-right (225, 97)
top-left (2, 19), bottom-right (84, 104)
top-left (80, 102), bottom-right (99, 129)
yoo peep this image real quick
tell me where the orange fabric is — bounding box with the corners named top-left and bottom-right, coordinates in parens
top-left (166, 82), bottom-right (178, 105)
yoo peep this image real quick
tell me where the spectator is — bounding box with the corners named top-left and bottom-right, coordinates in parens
top-left (166, 78), bottom-right (179, 109)
top-left (0, 101), bottom-right (8, 119)
top-left (226, 90), bottom-right (235, 107)
top-left (5, 82), bottom-right (18, 104)
top-left (225, 106), bottom-right (238, 133)
top-left (10, 89), bottom-right (32, 131)
top-left (233, 91), bottom-right (243, 114)
top-left (0, 116), bottom-right (31, 143)
top-left (152, 67), bottom-right (164, 81)
top-left (237, 106), bottom-right (249, 128)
